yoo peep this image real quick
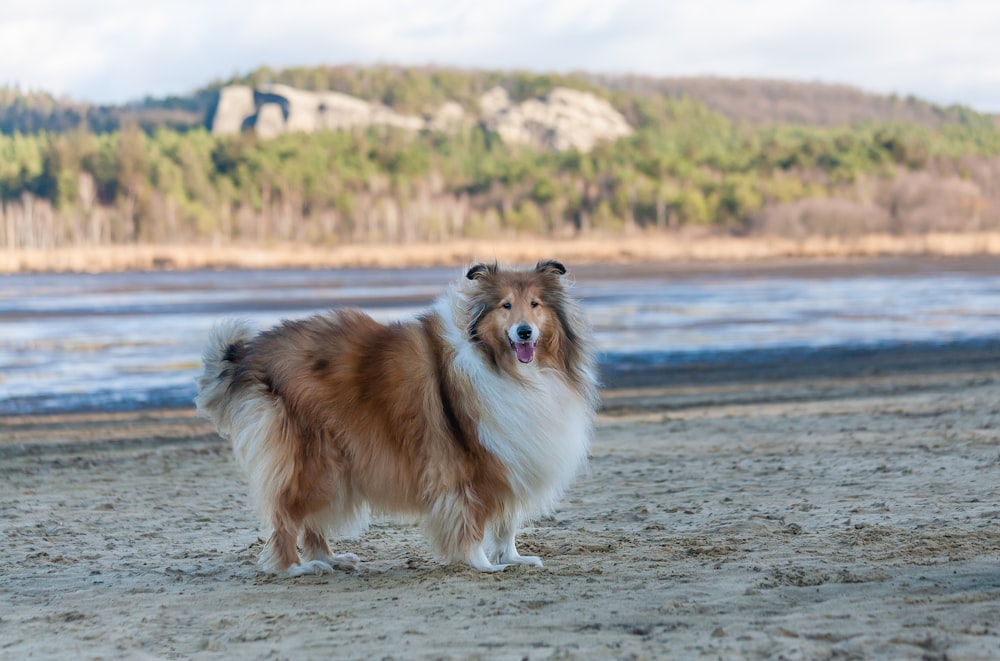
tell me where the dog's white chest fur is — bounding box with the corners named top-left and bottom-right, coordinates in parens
top-left (477, 368), bottom-right (590, 510)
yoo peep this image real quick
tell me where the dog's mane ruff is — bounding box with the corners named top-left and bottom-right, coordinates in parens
top-left (433, 265), bottom-right (597, 518)
top-left (538, 268), bottom-right (600, 412)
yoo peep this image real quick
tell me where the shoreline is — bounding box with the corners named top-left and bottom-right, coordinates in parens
top-left (4, 337), bottom-right (1000, 419)
top-left (4, 343), bottom-right (994, 454)
top-left (7, 231), bottom-right (1000, 273)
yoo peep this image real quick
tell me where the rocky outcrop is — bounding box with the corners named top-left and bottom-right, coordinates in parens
top-left (211, 84), bottom-right (425, 138)
top-left (210, 83), bottom-right (631, 152)
top-left (426, 101), bottom-right (466, 133)
top-left (211, 86), bottom-right (256, 135)
top-left (478, 86), bottom-right (512, 119)
top-left (480, 86), bottom-right (632, 152)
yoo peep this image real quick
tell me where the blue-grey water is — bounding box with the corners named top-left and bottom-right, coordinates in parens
top-left (2, 263), bottom-right (1000, 415)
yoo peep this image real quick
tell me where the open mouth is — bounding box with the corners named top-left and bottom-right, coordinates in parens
top-left (509, 339), bottom-right (536, 364)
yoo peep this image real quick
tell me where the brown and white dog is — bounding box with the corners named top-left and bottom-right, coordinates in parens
top-left (195, 260), bottom-right (598, 576)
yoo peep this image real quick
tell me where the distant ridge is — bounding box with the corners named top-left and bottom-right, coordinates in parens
top-left (1, 65), bottom-right (994, 136)
top-left (590, 74), bottom-right (989, 128)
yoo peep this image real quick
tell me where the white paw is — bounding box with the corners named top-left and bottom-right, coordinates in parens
top-left (466, 546), bottom-right (512, 572)
top-left (502, 554), bottom-right (543, 567)
top-left (284, 560), bottom-right (335, 577)
top-left (468, 561), bottom-right (512, 572)
top-left (323, 552), bottom-right (361, 571)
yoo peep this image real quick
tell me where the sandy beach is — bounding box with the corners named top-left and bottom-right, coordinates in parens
top-left (2, 342), bottom-right (1000, 659)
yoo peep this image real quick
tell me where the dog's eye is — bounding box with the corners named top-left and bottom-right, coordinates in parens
top-left (531, 301), bottom-right (539, 308)
top-left (502, 302), bottom-right (511, 310)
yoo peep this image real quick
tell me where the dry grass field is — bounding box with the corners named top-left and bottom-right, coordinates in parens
top-left (6, 232), bottom-right (1000, 273)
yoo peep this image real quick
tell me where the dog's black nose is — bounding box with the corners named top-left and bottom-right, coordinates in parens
top-left (517, 324), bottom-right (533, 341)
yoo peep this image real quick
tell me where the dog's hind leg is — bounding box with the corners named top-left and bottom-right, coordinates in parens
top-left (301, 524), bottom-right (360, 571)
top-left (260, 501), bottom-right (342, 577)
top-left (426, 490), bottom-right (511, 572)
top-left (299, 480), bottom-right (368, 571)
top-left (259, 523), bottom-right (329, 577)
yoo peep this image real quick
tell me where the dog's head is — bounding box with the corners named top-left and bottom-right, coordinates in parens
top-left (463, 260), bottom-right (570, 371)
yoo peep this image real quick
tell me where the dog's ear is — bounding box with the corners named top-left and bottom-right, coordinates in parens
top-left (535, 259), bottom-right (566, 276)
top-left (466, 263), bottom-right (490, 280)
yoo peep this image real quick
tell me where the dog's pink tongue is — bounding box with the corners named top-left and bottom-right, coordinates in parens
top-left (515, 342), bottom-right (535, 364)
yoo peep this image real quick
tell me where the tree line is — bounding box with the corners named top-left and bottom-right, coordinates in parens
top-left (2, 68), bottom-right (999, 250)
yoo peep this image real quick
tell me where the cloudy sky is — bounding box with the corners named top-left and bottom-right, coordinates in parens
top-left (2, 0), bottom-right (999, 112)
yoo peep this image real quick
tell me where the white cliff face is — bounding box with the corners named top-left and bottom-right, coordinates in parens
top-left (212, 84), bottom-right (425, 137)
top-left (211, 83), bottom-right (631, 153)
top-left (211, 86), bottom-right (256, 135)
top-left (482, 86), bottom-right (633, 152)
top-left (427, 101), bottom-right (466, 133)
top-left (478, 86), bottom-right (513, 118)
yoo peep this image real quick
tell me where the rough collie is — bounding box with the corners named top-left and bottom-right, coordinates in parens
top-left (195, 260), bottom-right (598, 576)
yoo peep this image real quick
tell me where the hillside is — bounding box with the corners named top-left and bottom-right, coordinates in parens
top-left (592, 74), bottom-right (991, 128)
top-left (2, 66), bottom-right (996, 136)
top-left (2, 65), bottom-right (1000, 255)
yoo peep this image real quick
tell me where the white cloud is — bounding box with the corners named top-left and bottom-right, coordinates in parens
top-left (0, 0), bottom-right (998, 111)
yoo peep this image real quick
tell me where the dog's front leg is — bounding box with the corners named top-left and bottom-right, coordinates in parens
top-left (465, 543), bottom-right (512, 572)
top-left (492, 518), bottom-right (543, 567)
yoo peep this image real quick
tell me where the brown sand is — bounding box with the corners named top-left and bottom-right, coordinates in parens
top-left (7, 231), bottom-right (1000, 273)
top-left (3, 347), bottom-right (1000, 659)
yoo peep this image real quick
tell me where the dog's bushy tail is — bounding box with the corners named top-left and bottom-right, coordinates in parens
top-left (195, 319), bottom-right (301, 531)
top-left (194, 319), bottom-right (257, 438)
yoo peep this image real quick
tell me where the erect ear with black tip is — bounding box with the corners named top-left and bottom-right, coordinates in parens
top-left (535, 259), bottom-right (566, 276)
top-left (466, 263), bottom-right (490, 280)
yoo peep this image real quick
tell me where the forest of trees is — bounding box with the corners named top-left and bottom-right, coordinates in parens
top-left (2, 66), bottom-right (1000, 249)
